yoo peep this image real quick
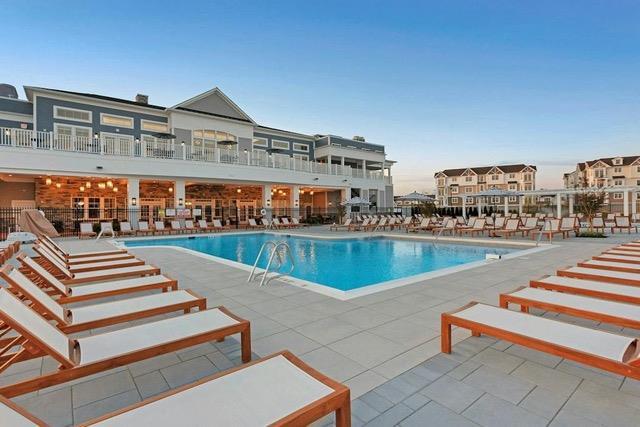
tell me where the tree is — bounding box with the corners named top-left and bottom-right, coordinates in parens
top-left (574, 180), bottom-right (605, 233)
top-left (419, 200), bottom-right (436, 217)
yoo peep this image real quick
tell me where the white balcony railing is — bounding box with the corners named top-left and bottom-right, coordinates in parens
top-left (0, 127), bottom-right (389, 181)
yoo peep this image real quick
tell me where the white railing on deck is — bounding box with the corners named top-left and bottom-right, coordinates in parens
top-left (0, 127), bottom-right (390, 180)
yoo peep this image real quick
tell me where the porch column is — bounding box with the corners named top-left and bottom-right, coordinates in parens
top-left (568, 195), bottom-right (575, 215)
top-left (362, 160), bottom-right (367, 178)
top-left (503, 197), bottom-right (508, 215)
top-left (518, 195), bottom-right (524, 215)
top-left (327, 155), bottom-right (332, 174)
top-left (127, 178), bottom-right (140, 227)
top-left (632, 191), bottom-right (638, 215)
top-left (623, 190), bottom-right (630, 216)
top-left (462, 196), bottom-right (467, 219)
top-left (477, 197), bottom-right (483, 216)
top-left (556, 193), bottom-right (562, 218)
top-left (291, 185), bottom-right (300, 219)
top-left (174, 179), bottom-right (186, 208)
top-left (262, 184), bottom-right (272, 220)
top-left (340, 188), bottom-right (351, 217)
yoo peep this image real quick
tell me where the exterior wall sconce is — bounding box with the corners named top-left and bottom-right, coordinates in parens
top-left (310, 191), bottom-right (314, 195)
top-left (113, 187), bottom-right (118, 193)
top-left (294, 200), bottom-right (299, 208)
top-left (45, 178), bottom-right (52, 185)
top-left (178, 198), bottom-right (184, 206)
top-left (79, 186), bottom-right (85, 192)
top-left (55, 183), bottom-right (61, 189)
top-left (266, 199), bottom-right (271, 207)
top-left (94, 133), bottom-right (99, 139)
top-left (98, 183), bottom-right (106, 189)
top-left (86, 181), bottom-right (91, 188)
top-left (106, 180), bottom-right (113, 188)
top-left (237, 188), bottom-right (242, 193)
top-left (168, 187), bottom-right (173, 193)
top-left (131, 197), bottom-right (137, 206)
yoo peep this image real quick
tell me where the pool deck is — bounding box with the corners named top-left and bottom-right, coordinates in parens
top-left (4, 227), bottom-right (640, 426)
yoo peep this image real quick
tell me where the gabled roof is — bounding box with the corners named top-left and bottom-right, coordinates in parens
top-left (583, 156), bottom-right (640, 168)
top-left (24, 86), bottom-right (166, 110)
top-left (436, 164), bottom-right (536, 177)
top-left (171, 87), bottom-right (255, 124)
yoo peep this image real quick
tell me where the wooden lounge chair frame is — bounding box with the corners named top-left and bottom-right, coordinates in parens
top-left (441, 301), bottom-right (640, 381)
top-left (500, 286), bottom-right (640, 330)
top-left (41, 235), bottom-right (127, 259)
top-left (1, 264), bottom-right (205, 333)
top-left (530, 275), bottom-right (640, 305)
top-left (0, 290), bottom-right (251, 397)
top-left (576, 259), bottom-right (640, 274)
top-left (557, 265), bottom-right (640, 287)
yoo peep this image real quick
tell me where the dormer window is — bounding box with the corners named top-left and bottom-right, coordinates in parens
top-left (613, 158), bottom-right (623, 165)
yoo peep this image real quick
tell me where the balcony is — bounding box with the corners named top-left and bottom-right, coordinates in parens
top-left (0, 127), bottom-right (388, 181)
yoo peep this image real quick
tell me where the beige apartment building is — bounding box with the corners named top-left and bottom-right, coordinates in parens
top-left (434, 164), bottom-right (536, 207)
top-left (563, 155), bottom-right (640, 189)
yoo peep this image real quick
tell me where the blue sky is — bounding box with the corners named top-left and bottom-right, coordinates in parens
top-left (3, 1), bottom-right (639, 193)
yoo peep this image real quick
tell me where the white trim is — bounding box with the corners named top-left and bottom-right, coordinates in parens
top-left (292, 142), bottom-right (309, 152)
top-left (99, 112), bottom-right (134, 129)
top-left (53, 105), bottom-right (92, 123)
top-left (271, 139), bottom-right (290, 150)
top-left (0, 111), bottom-right (33, 123)
top-left (54, 122), bottom-right (93, 136)
top-left (140, 119), bottom-right (169, 133)
top-left (100, 131), bottom-right (134, 141)
top-left (252, 137), bottom-right (268, 148)
top-left (170, 87), bottom-right (255, 124)
top-left (292, 153), bottom-right (309, 161)
top-left (255, 127), bottom-right (315, 141)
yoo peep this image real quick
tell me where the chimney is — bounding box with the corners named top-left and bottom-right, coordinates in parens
top-left (135, 94), bottom-right (149, 104)
top-left (353, 135), bottom-right (366, 142)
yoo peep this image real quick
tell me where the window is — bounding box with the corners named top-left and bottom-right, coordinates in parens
top-left (450, 197), bottom-right (459, 204)
top-left (523, 174), bottom-right (532, 181)
top-left (450, 187), bottom-right (459, 194)
top-left (450, 177), bottom-right (457, 182)
top-left (636, 179), bottom-right (640, 186)
top-left (613, 193), bottom-right (623, 200)
top-left (292, 153), bottom-right (309, 161)
top-left (479, 184), bottom-right (485, 191)
top-left (71, 196), bottom-right (117, 219)
top-left (508, 184), bottom-right (517, 191)
top-left (491, 174), bottom-right (500, 181)
top-left (508, 196), bottom-right (518, 202)
top-left (437, 178), bottom-right (444, 186)
top-left (614, 179), bottom-right (623, 186)
top-left (465, 187), bottom-right (473, 193)
top-left (292, 143), bottom-right (309, 152)
top-left (272, 140), bottom-right (290, 150)
top-left (252, 137), bottom-right (268, 148)
top-left (613, 158), bottom-right (623, 165)
top-left (465, 176), bottom-right (473, 182)
top-left (614, 167), bottom-right (622, 173)
top-left (100, 113), bottom-right (133, 128)
top-left (465, 197), bottom-right (474, 204)
top-left (141, 120), bottom-right (168, 132)
top-left (491, 196), bottom-right (501, 203)
top-left (54, 106), bottom-right (92, 123)
top-left (193, 130), bottom-right (236, 143)
top-left (637, 166), bottom-right (640, 173)
top-left (594, 169), bottom-right (605, 178)
top-left (508, 173), bottom-right (516, 179)
top-left (55, 123), bottom-right (93, 141)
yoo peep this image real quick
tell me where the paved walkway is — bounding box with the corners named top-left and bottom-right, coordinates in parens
top-left (3, 229), bottom-right (640, 426)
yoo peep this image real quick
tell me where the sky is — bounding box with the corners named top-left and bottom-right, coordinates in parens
top-left (3, 1), bottom-right (639, 194)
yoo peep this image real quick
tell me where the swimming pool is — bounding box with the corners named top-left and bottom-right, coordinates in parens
top-left (124, 234), bottom-right (518, 293)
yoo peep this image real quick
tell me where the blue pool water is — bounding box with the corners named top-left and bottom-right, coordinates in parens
top-left (125, 234), bottom-right (516, 291)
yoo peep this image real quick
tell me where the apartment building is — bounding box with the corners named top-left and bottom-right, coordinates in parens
top-left (0, 84), bottom-right (394, 223)
top-left (563, 156), bottom-right (640, 189)
top-left (434, 164), bottom-right (536, 207)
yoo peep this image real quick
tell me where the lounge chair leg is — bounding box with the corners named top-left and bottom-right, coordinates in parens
top-left (441, 316), bottom-right (452, 353)
top-left (241, 326), bottom-right (252, 363)
top-left (498, 295), bottom-right (508, 309)
top-left (471, 331), bottom-right (481, 337)
top-left (521, 305), bottom-right (529, 313)
top-left (335, 398), bottom-right (352, 427)
top-left (216, 337), bottom-right (225, 342)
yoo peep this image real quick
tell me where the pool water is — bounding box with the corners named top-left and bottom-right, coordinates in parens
top-left (125, 234), bottom-right (515, 291)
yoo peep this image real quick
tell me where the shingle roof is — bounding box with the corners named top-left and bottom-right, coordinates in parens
top-left (582, 156), bottom-right (640, 167)
top-left (435, 164), bottom-right (536, 177)
top-left (174, 106), bottom-right (253, 123)
top-left (26, 86), bottom-right (167, 110)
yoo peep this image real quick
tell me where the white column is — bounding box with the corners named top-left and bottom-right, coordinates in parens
top-left (362, 159), bottom-right (367, 178)
top-left (462, 196), bottom-right (467, 219)
top-left (632, 191), bottom-right (638, 215)
top-left (568, 195), bottom-right (575, 215)
top-left (518, 195), bottom-right (524, 215)
top-left (327, 155), bottom-right (332, 174)
top-left (503, 197), bottom-right (508, 215)
top-left (556, 193), bottom-right (562, 218)
top-left (262, 184), bottom-right (272, 220)
top-left (291, 185), bottom-right (300, 219)
top-left (174, 179), bottom-right (186, 208)
top-left (477, 197), bottom-right (482, 216)
top-left (127, 178), bottom-right (140, 227)
top-left (623, 190), bottom-right (630, 216)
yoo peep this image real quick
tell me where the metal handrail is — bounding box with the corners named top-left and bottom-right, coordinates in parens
top-left (535, 218), bottom-right (550, 246)
top-left (248, 240), bottom-right (295, 286)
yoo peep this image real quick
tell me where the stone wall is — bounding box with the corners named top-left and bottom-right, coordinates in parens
top-left (35, 176), bottom-right (128, 208)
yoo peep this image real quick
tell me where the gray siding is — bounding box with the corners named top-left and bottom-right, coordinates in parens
top-left (253, 131), bottom-right (314, 159)
top-left (0, 119), bottom-right (32, 129)
top-left (173, 128), bottom-right (192, 145)
top-left (35, 96), bottom-right (168, 139)
top-left (317, 135), bottom-right (385, 154)
top-left (0, 98), bottom-right (33, 115)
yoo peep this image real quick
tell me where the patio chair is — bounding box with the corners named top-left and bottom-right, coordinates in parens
top-left (154, 221), bottom-right (170, 235)
top-left (0, 287), bottom-right (250, 397)
top-left (559, 217), bottom-right (579, 237)
top-left (213, 219), bottom-right (230, 231)
top-left (137, 221), bottom-right (154, 236)
top-left (291, 217), bottom-right (308, 227)
top-left (118, 221), bottom-right (136, 236)
top-left (330, 218), bottom-right (352, 231)
top-left (491, 218), bottom-right (523, 238)
top-left (458, 218), bottom-right (487, 237)
top-left (247, 218), bottom-right (264, 229)
top-left (612, 216), bottom-right (637, 234)
top-left (98, 222), bottom-right (116, 239)
top-left (603, 249), bottom-right (640, 259)
top-left (197, 219), bottom-right (214, 232)
top-left (184, 220), bottom-right (197, 233)
top-left (407, 218), bottom-right (432, 233)
top-left (39, 235), bottom-right (127, 259)
top-left (1, 351), bottom-right (350, 427)
top-left (558, 265), bottom-right (640, 286)
top-left (530, 275), bottom-right (640, 305)
top-left (441, 302), bottom-right (640, 381)
top-left (32, 245), bottom-right (160, 285)
top-left (261, 218), bottom-right (272, 229)
top-left (530, 218), bottom-right (564, 242)
top-left (349, 218), bottom-right (369, 231)
top-left (500, 286), bottom-right (640, 330)
top-left (431, 218), bottom-right (456, 235)
top-left (170, 220), bottom-right (185, 234)
top-left (577, 259), bottom-right (640, 274)
top-left (590, 217), bottom-right (606, 233)
top-left (594, 251), bottom-right (640, 264)
top-left (79, 222), bottom-right (96, 239)
top-left (1, 264), bottom-right (204, 333)
top-left (281, 217), bottom-right (296, 228)
top-left (34, 244), bottom-right (145, 273)
top-left (17, 254), bottom-right (175, 303)
top-left (518, 217), bottom-right (539, 236)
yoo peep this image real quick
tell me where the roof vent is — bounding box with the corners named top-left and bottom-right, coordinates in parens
top-left (135, 94), bottom-right (149, 104)
top-left (0, 84), bottom-right (19, 99)
top-left (353, 135), bottom-right (366, 142)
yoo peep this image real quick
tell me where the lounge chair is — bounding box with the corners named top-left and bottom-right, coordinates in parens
top-left (137, 221), bottom-right (154, 236)
top-left (291, 217), bottom-right (308, 227)
top-left (518, 217), bottom-right (539, 236)
top-left (612, 216), bottom-right (637, 234)
top-left (372, 217), bottom-right (388, 231)
top-left (491, 218), bottom-right (523, 239)
top-left (406, 218), bottom-right (432, 233)
top-left (559, 217), bottom-right (579, 237)
top-left (17, 254), bottom-right (176, 303)
top-left (530, 218), bottom-right (564, 242)
top-left (615, 245), bottom-right (640, 253)
top-left (39, 241), bottom-right (138, 266)
top-left (0, 287), bottom-right (250, 397)
top-left (590, 217), bottom-right (607, 233)
top-left (558, 265), bottom-right (640, 286)
top-left (184, 220), bottom-right (197, 233)
top-left (458, 218), bottom-right (487, 237)
top-left (531, 274), bottom-right (640, 305)
top-left (605, 249), bottom-right (640, 258)
top-left (577, 259), bottom-right (640, 274)
top-left (154, 221), bottom-right (170, 235)
top-left (213, 219), bottom-right (230, 231)
top-left (281, 217), bottom-right (296, 228)
top-left (262, 218), bottom-right (273, 229)
top-left (330, 218), bottom-right (352, 231)
top-left (197, 219), bottom-right (214, 232)
top-left (441, 302), bottom-right (640, 381)
top-left (1, 351), bottom-right (350, 427)
top-left (500, 286), bottom-right (640, 330)
top-left (0, 241), bottom-right (20, 263)
top-left (118, 221), bottom-right (136, 236)
top-left (35, 244), bottom-right (145, 272)
top-left (1, 264), bottom-right (205, 333)
top-left (39, 235), bottom-right (127, 259)
top-left (431, 218), bottom-right (456, 235)
top-left (98, 222), bottom-right (116, 239)
top-left (248, 218), bottom-right (265, 229)
top-left (32, 246), bottom-right (160, 285)
top-left (79, 222), bottom-right (96, 239)
top-left (170, 220), bottom-right (185, 234)
top-left (594, 253), bottom-right (640, 264)
top-left (349, 218), bottom-right (369, 231)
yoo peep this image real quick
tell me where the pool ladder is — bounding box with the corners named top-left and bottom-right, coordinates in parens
top-left (248, 240), bottom-right (295, 286)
